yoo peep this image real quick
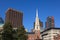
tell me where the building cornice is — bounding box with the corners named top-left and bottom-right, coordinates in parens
top-left (41, 27), bottom-right (60, 34)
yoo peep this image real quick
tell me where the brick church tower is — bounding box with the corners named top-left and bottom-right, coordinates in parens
top-left (33, 9), bottom-right (41, 40)
top-left (27, 9), bottom-right (41, 40)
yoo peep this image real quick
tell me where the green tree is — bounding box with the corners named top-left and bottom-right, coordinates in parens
top-left (2, 22), bottom-right (13, 40)
top-left (17, 26), bottom-right (28, 40)
top-left (12, 30), bottom-right (18, 40)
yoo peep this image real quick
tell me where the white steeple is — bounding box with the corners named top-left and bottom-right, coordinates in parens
top-left (34, 9), bottom-right (40, 31)
top-left (36, 9), bottom-right (38, 18)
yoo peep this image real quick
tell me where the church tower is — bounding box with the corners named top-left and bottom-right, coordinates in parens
top-left (33, 9), bottom-right (41, 39)
top-left (27, 9), bottom-right (42, 40)
top-left (34, 9), bottom-right (40, 31)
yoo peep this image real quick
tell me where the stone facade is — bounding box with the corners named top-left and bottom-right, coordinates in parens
top-left (41, 28), bottom-right (60, 40)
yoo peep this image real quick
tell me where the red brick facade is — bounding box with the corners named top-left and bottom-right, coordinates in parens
top-left (5, 8), bottom-right (23, 28)
top-left (28, 30), bottom-right (41, 40)
top-left (54, 34), bottom-right (60, 40)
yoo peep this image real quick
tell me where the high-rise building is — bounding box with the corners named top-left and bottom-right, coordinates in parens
top-left (5, 8), bottom-right (23, 28)
top-left (45, 16), bottom-right (55, 28)
top-left (0, 17), bottom-right (4, 26)
top-left (0, 17), bottom-right (4, 30)
top-left (0, 17), bottom-right (4, 24)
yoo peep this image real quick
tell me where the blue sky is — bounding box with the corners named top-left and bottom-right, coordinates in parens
top-left (0, 0), bottom-right (60, 31)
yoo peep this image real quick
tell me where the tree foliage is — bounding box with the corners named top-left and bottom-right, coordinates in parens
top-left (2, 22), bottom-right (13, 40)
top-left (2, 22), bottom-right (28, 40)
top-left (17, 26), bottom-right (28, 40)
top-left (12, 30), bottom-right (18, 40)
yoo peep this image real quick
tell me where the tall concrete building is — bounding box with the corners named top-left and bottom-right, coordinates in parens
top-left (5, 8), bottom-right (23, 28)
top-left (45, 16), bottom-right (55, 28)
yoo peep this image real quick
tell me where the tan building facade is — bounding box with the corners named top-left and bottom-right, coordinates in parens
top-left (41, 28), bottom-right (60, 40)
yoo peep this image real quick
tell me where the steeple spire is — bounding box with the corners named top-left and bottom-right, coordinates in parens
top-left (34, 8), bottom-right (40, 31)
top-left (32, 9), bottom-right (41, 39)
top-left (36, 9), bottom-right (38, 18)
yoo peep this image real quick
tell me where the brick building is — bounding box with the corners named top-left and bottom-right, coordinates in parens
top-left (54, 34), bottom-right (60, 40)
top-left (45, 16), bottom-right (55, 29)
top-left (5, 8), bottom-right (23, 28)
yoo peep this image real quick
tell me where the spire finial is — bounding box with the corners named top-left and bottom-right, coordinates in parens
top-left (36, 8), bottom-right (38, 17)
